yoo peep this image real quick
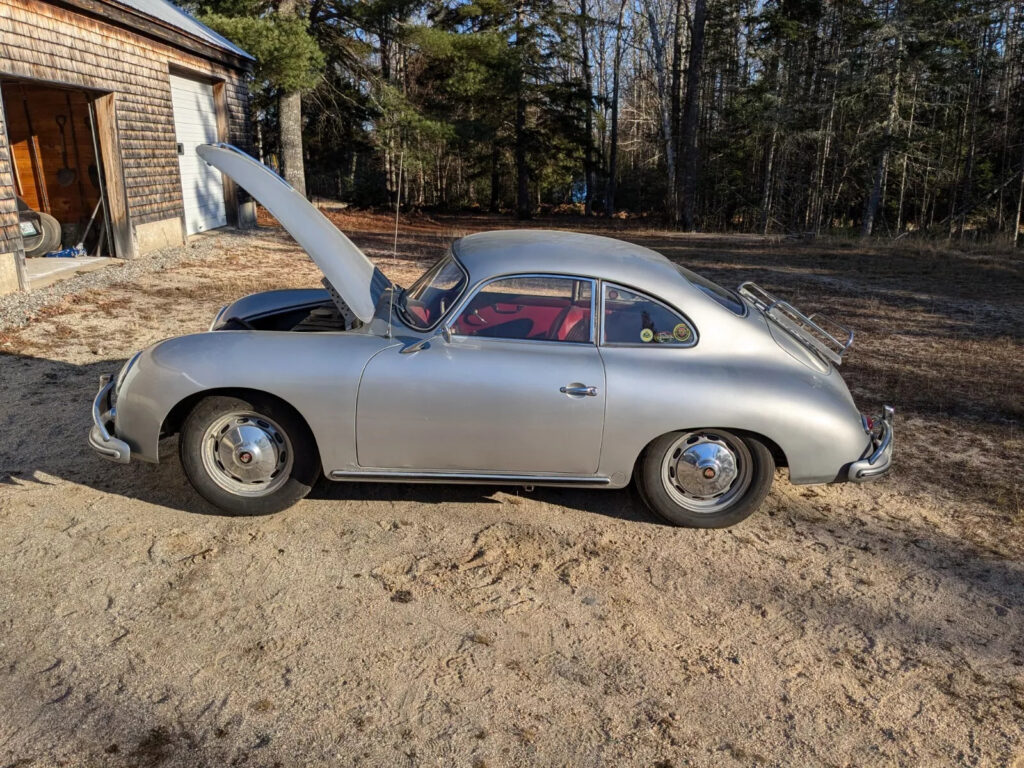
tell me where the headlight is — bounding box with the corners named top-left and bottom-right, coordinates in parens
top-left (112, 351), bottom-right (143, 408)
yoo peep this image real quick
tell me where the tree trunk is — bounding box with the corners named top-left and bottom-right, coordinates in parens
top-left (668, 0), bottom-right (684, 225)
top-left (277, 0), bottom-right (306, 197)
top-left (514, 0), bottom-right (531, 219)
top-left (761, 92), bottom-right (778, 235)
top-left (760, 59), bottom-right (781, 235)
top-left (896, 77), bottom-right (917, 233)
top-left (1015, 146), bottom-right (1024, 248)
top-left (862, 52), bottom-right (901, 237)
top-left (605, 0), bottom-right (627, 215)
top-left (812, 77), bottom-right (837, 233)
top-left (641, 0), bottom-right (676, 224)
top-left (579, 0), bottom-right (594, 215)
top-left (490, 142), bottom-right (501, 213)
top-left (679, 0), bottom-right (707, 231)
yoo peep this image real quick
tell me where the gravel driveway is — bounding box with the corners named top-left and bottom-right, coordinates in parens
top-left (1, 220), bottom-right (1021, 767)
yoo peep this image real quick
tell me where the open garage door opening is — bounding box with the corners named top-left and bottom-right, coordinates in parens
top-left (1, 80), bottom-right (114, 262)
top-left (170, 73), bottom-right (227, 235)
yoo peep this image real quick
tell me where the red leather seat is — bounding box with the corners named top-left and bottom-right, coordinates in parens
top-left (549, 304), bottom-right (590, 341)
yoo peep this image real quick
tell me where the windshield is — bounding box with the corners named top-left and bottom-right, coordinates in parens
top-left (675, 265), bottom-right (746, 315)
top-left (400, 253), bottom-right (468, 331)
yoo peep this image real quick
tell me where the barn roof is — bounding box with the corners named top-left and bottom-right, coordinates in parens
top-left (110, 0), bottom-right (255, 60)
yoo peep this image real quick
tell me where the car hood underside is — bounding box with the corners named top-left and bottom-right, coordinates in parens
top-left (196, 143), bottom-right (390, 323)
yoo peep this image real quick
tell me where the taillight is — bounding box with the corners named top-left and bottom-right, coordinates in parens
top-left (863, 414), bottom-right (875, 432)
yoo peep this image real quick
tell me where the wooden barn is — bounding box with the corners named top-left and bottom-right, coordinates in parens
top-left (0, 0), bottom-right (256, 295)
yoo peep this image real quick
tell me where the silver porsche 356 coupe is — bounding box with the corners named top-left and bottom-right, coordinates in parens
top-left (89, 144), bottom-right (893, 528)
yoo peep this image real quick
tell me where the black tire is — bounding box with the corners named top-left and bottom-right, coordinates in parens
top-left (637, 429), bottom-right (774, 528)
top-left (179, 395), bottom-right (320, 516)
top-left (23, 212), bottom-right (62, 257)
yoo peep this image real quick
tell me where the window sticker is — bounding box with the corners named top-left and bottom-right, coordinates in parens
top-left (673, 323), bottom-right (692, 343)
top-left (640, 328), bottom-right (654, 342)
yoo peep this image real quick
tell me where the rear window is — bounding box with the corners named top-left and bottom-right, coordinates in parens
top-left (675, 265), bottom-right (746, 315)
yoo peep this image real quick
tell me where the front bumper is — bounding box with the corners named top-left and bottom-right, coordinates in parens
top-left (89, 374), bottom-right (131, 463)
top-left (847, 405), bottom-right (894, 482)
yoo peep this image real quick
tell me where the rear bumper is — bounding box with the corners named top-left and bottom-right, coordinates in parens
top-left (847, 405), bottom-right (893, 482)
top-left (89, 375), bottom-right (131, 463)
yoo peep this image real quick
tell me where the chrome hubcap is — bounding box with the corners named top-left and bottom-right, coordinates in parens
top-left (674, 439), bottom-right (738, 496)
top-left (201, 412), bottom-right (293, 497)
top-left (662, 431), bottom-right (752, 513)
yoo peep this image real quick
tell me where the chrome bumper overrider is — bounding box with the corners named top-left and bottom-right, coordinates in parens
top-left (89, 374), bottom-right (131, 463)
top-left (848, 405), bottom-right (894, 482)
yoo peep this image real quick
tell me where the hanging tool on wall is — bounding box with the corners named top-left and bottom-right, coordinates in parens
top-left (66, 93), bottom-right (90, 217)
top-left (55, 115), bottom-right (77, 187)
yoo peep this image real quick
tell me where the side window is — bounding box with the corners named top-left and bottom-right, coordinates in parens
top-left (602, 284), bottom-right (696, 346)
top-left (454, 276), bottom-right (593, 343)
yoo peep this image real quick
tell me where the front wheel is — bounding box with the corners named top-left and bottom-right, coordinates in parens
top-left (637, 429), bottom-right (774, 528)
top-left (179, 395), bottom-right (320, 515)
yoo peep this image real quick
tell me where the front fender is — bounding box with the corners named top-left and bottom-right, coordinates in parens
top-left (114, 330), bottom-right (393, 468)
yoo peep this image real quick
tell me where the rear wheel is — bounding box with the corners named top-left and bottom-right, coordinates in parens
top-left (637, 429), bottom-right (774, 528)
top-left (179, 395), bottom-right (320, 515)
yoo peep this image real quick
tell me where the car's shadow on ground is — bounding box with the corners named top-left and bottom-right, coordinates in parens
top-left (307, 472), bottom-right (663, 526)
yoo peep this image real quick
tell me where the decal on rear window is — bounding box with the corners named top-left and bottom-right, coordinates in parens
top-left (603, 284), bottom-right (697, 347)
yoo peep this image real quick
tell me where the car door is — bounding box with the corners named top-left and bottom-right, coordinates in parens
top-left (356, 275), bottom-right (606, 474)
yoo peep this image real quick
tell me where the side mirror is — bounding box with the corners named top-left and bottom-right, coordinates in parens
top-left (400, 326), bottom-right (452, 355)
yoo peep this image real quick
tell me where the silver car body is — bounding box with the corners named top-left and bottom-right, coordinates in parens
top-left (90, 144), bottom-right (892, 491)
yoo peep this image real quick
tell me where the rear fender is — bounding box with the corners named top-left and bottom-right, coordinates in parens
top-left (597, 348), bottom-right (868, 484)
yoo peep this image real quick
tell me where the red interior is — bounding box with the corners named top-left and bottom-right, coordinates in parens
top-left (407, 303), bottom-right (430, 324)
top-left (455, 292), bottom-right (591, 341)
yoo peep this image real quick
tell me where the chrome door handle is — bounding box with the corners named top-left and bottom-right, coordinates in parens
top-left (560, 384), bottom-right (598, 397)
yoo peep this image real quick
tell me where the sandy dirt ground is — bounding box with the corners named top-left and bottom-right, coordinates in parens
top-left (0, 215), bottom-right (1022, 767)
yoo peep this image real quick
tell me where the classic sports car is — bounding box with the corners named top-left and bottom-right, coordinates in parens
top-left (89, 144), bottom-right (893, 528)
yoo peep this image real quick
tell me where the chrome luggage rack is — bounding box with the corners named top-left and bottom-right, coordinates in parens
top-left (738, 281), bottom-right (854, 365)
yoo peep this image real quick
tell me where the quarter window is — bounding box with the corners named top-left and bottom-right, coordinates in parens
top-left (602, 284), bottom-right (696, 346)
top-left (454, 276), bottom-right (593, 343)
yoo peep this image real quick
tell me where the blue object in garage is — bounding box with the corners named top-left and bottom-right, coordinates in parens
top-left (45, 246), bottom-right (86, 258)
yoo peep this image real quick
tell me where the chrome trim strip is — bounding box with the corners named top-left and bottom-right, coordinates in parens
top-left (329, 470), bottom-right (611, 486)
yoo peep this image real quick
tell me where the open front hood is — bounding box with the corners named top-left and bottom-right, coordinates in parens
top-left (196, 143), bottom-right (388, 323)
